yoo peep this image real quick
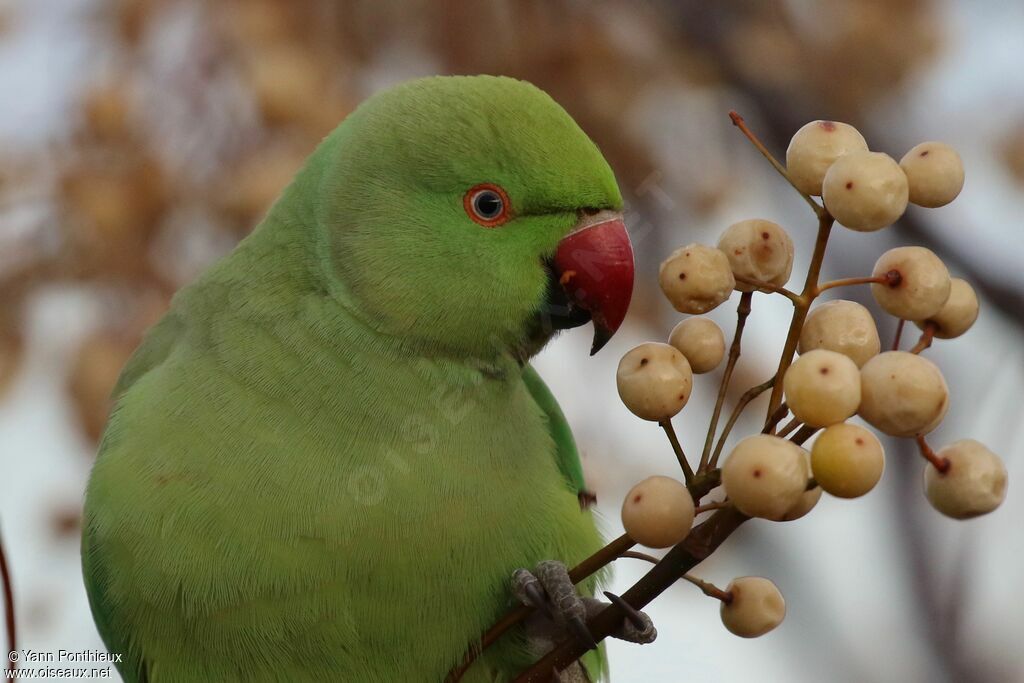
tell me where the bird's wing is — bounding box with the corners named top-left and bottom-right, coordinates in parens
top-left (521, 364), bottom-right (588, 499)
top-left (80, 530), bottom-right (148, 682)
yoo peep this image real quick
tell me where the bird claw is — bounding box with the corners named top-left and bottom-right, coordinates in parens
top-left (598, 592), bottom-right (657, 644)
top-left (512, 562), bottom-right (657, 650)
top-left (567, 614), bottom-right (598, 652)
top-left (512, 561), bottom-right (597, 651)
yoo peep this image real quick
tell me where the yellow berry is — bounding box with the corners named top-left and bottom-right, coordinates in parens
top-left (659, 244), bottom-right (735, 314)
top-left (616, 343), bottom-right (693, 421)
top-left (668, 318), bottom-right (726, 374)
top-left (621, 476), bottom-right (695, 548)
top-left (859, 351), bottom-right (948, 437)
top-left (782, 349), bottom-right (861, 428)
top-left (871, 246), bottom-right (951, 321)
top-left (900, 142), bottom-right (965, 208)
top-left (721, 435), bottom-right (810, 521)
top-left (798, 300), bottom-right (880, 368)
top-left (924, 440), bottom-right (1007, 519)
top-left (822, 151), bottom-right (909, 231)
top-left (717, 219), bottom-right (794, 293)
top-left (721, 577), bottom-right (786, 638)
top-left (811, 423), bottom-right (885, 498)
top-left (786, 120), bottom-right (869, 196)
top-left (915, 278), bottom-right (979, 339)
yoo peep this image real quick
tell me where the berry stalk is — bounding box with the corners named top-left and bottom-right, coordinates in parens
top-left (765, 214), bottom-right (834, 419)
top-left (699, 292), bottom-right (753, 472)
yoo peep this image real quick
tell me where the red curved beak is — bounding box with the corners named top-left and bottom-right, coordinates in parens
top-left (553, 212), bottom-right (635, 355)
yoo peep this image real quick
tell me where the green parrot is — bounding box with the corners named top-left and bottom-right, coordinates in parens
top-left (82, 75), bottom-right (647, 682)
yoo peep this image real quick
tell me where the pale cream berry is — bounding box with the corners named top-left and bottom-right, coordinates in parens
top-left (811, 423), bottom-right (885, 498)
top-left (871, 246), bottom-right (951, 321)
top-left (780, 485), bottom-right (821, 522)
top-left (798, 300), bottom-right (880, 368)
top-left (924, 439), bottom-right (1007, 519)
top-left (717, 219), bottom-right (794, 292)
top-left (915, 278), bottom-right (979, 339)
top-left (721, 435), bottom-right (810, 521)
top-left (721, 577), bottom-right (786, 638)
top-left (616, 343), bottom-right (694, 421)
top-left (668, 318), bottom-right (726, 374)
top-left (659, 244), bottom-right (735, 314)
top-left (621, 476), bottom-right (695, 548)
top-left (786, 120), bottom-right (869, 196)
top-left (780, 451), bottom-right (821, 521)
top-left (782, 349), bottom-right (861, 428)
top-left (900, 142), bottom-right (965, 208)
top-left (822, 151), bottom-right (909, 231)
top-left (859, 351), bottom-right (948, 437)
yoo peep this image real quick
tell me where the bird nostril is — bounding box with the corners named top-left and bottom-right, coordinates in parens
top-left (581, 207), bottom-right (601, 216)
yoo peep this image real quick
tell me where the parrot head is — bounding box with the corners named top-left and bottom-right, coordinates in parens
top-left (302, 75), bottom-right (633, 361)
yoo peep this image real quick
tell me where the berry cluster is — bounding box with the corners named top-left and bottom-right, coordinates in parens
top-left (461, 114), bottom-right (1007, 681)
top-left (614, 116), bottom-right (1005, 639)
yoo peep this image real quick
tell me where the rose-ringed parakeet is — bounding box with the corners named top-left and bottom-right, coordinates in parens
top-left (82, 75), bottom-right (648, 682)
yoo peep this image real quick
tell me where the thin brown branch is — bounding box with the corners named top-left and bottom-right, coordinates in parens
top-left (776, 416), bottom-right (802, 438)
top-left (709, 375), bottom-right (776, 468)
top-left (660, 419), bottom-right (695, 485)
top-left (621, 551), bottom-right (660, 565)
top-left (513, 508), bottom-right (747, 681)
top-left (0, 529), bottom-right (15, 676)
top-left (446, 534), bottom-right (635, 682)
top-left (761, 402), bottom-right (789, 435)
top-left (790, 425), bottom-right (819, 446)
top-left (728, 111), bottom-right (824, 218)
top-left (916, 434), bottom-right (950, 473)
top-left (699, 292), bottom-right (753, 472)
top-left (765, 213), bottom-right (834, 418)
top-left (815, 275), bottom-right (889, 294)
top-left (733, 275), bottom-right (802, 304)
top-left (911, 323), bottom-right (936, 355)
top-left (680, 573), bottom-right (732, 603)
top-left (694, 500), bottom-right (730, 515)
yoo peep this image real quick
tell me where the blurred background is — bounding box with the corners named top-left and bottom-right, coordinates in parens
top-left (1, 1), bottom-right (1022, 681)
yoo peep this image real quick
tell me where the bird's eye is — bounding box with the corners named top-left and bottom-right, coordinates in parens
top-left (464, 183), bottom-right (511, 227)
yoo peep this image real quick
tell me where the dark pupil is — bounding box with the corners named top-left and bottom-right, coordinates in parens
top-left (474, 191), bottom-right (502, 219)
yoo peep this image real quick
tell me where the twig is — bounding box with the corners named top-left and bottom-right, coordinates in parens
top-left (446, 534), bottom-right (635, 681)
top-left (728, 111), bottom-right (824, 219)
top-left (694, 500), bottom-right (730, 515)
top-left (699, 292), bottom-right (753, 472)
top-left (916, 435), bottom-right (950, 473)
top-left (660, 419), bottom-right (695, 485)
top-left (761, 401), bottom-right (789, 435)
top-left (765, 213), bottom-right (834, 418)
top-left (680, 574), bottom-right (733, 603)
top-left (621, 551), bottom-right (660, 565)
top-left (776, 416), bottom-right (802, 438)
top-left (790, 425), bottom-right (819, 446)
top-left (513, 508), bottom-right (747, 681)
top-left (732, 276), bottom-right (801, 304)
top-left (709, 376), bottom-right (776, 468)
top-left (911, 323), bottom-right (936, 355)
top-left (0, 529), bottom-right (14, 676)
top-left (815, 275), bottom-right (889, 294)
top-left (892, 319), bottom-right (906, 351)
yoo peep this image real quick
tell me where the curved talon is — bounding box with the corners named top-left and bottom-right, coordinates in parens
top-left (567, 615), bottom-right (598, 651)
top-left (524, 582), bottom-right (555, 620)
top-left (603, 591), bottom-right (647, 631)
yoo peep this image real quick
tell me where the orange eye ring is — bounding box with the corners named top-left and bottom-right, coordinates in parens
top-left (464, 183), bottom-right (512, 227)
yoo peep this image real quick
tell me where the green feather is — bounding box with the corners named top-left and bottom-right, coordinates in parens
top-left (522, 364), bottom-right (586, 497)
top-left (83, 75), bottom-right (621, 681)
